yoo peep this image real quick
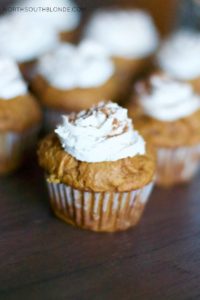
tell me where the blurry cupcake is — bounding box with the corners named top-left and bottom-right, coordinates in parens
top-left (0, 57), bottom-right (42, 175)
top-left (11, 0), bottom-right (81, 42)
top-left (157, 30), bottom-right (200, 93)
top-left (0, 14), bottom-right (59, 79)
top-left (84, 9), bottom-right (159, 82)
top-left (38, 102), bottom-right (155, 232)
top-left (31, 40), bottom-right (120, 131)
top-left (128, 73), bottom-right (200, 187)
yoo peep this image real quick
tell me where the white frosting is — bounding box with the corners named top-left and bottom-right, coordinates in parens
top-left (0, 57), bottom-right (27, 99)
top-left (0, 14), bottom-right (58, 63)
top-left (136, 74), bottom-right (200, 121)
top-left (37, 40), bottom-right (115, 89)
top-left (84, 9), bottom-right (159, 59)
top-left (158, 30), bottom-right (200, 80)
top-left (12, 0), bottom-right (80, 32)
top-left (55, 102), bottom-right (146, 162)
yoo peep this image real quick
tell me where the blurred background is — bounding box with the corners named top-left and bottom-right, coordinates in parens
top-left (0, 0), bottom-right (190, 36)
top-left (2, 0), bottom-right (200, 35)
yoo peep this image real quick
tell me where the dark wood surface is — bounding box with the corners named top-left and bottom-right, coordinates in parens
top-left (0, 158), bottom-right (200, 300)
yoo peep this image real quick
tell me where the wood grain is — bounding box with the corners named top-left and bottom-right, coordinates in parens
top-left (0, 158), bottom-right (200, 300)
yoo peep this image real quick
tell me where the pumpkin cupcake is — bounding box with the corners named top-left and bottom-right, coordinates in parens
top-left (128, 73), bottom-right (200, 187)
top-left (84, 9), bottom-right (159, 84)
top-left (157, 30), bottom-right (200, 94)
top-left (31, 40), bottom-right (120, 131)
top-left (0, 57), bottom-right (42, 175)
top-left (11, 0), bottom-right (81, 43)
top-left (38, 102), bottom-right (156, 232)
top-left (0, 14), bottom-right (59, 80)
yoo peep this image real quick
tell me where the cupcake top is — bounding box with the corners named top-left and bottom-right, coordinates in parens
top-left (0, 58), bottom-right (41, 132)
top-left (135, 73), bottom-right (200, 121)
top-left (55, 102), bottom-right (146, 162)
top-left (84, 9), bottom-right (159, 59)
top-left (0, 57), bottom-right (27, 99)
top-left (157, 30), bottom-right (200, 80)
top-left (37, 41), bottom-right (115, 90)
top-left (38, 102), bottom-right (155, 192)
top-left (12, 0), bottom-right (80, 33)
top-left (0, 14), bottom-right (58, 63)
top-left (129, 73), bottom-right (200, 147)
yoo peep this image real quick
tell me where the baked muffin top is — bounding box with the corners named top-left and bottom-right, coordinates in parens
top-left (38, 102), bottom-right (155, 192)
top-left (129, 73), bottom-right (200, 147)
top-left (31, 73), bottom-right (119, 112)
top-left (157, 30), bottom-right (200, 80)
top-left (84, 9), bottom-right (159, 59)
top-left (0, 57), bottom-right (41, 132)
top-left (31, 41), bottom-right (119, 111)
top-left (34, 41), bottom-right (115, 91)
top-left (0, 15), bottom-right (58, 63)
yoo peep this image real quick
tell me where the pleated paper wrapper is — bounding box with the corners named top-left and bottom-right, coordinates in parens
top-left (46, 180), bottom-right (154, 232)
top-left (156, 144), bottom-right (200, 187)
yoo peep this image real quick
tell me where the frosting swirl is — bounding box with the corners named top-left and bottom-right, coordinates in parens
top-left (55, 102), bottom-right (146, 162)
top-left (0, 57), bottom-right (27, 99)
top-left (135, 74), bottom-right (200, 122)
top-left (12, 0), bottom-right (80, 32)
top-left (37, 40), bottom-right (115, 89)
top-left (84, 9), bottom-right (159, 59)
top-left (0, 14), bottom-right (58, 63)
top-left (157, 30), bottom-right (200, 80)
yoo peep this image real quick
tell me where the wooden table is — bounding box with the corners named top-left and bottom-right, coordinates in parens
top-left (0, 159), bottom-right (200, 300)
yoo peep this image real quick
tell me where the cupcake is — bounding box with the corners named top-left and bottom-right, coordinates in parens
top-left (0, 14), bottom-right (59, 80)
top-left (84, 9), bottom-right (159, 82)
top-left (157, 30), bottom-right (200, 94)
top-left (0, 57), bottom-right (42, 175)
top-left (38, 102), bottom-right (156, 232)
top-left (11, 0), bottom-right (81, 42)
top-left (31, 40), bottom-right (120, 131)
top-left (128, 73), bottom-right (200, 187)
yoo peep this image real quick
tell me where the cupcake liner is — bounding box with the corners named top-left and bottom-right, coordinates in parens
top-left (46, 180), bottom-right (154, 232)
top-left (156, 144), bottom-right (200, 187)
top-left (0, 127), bottom-right (39, 175)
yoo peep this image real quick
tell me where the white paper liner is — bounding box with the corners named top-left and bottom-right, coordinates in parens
top-left (156, 144), bottom-right (200, 186)
top-left (0, 127), bottom-right (39, 174)
top-left (46, 180), bottom-right (154, 232)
